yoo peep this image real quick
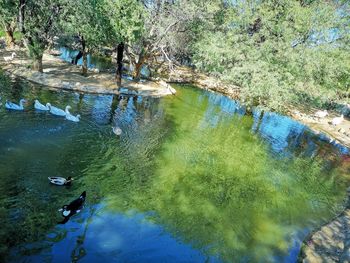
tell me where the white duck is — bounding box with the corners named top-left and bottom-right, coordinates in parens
top-left (5, 99), bottom-right (26, 110)
top-left (48, 176), bottom-right (73, 186)
top-left (331, 114), bottom-right (344, 126)
top-left (34, 99), bottom-right (50, 111)
top-left (65, 106), bottom-right (80, 122)
top-left (314, 110), bottom-right (329, 118)
top-left (4, 52), bottom-right (16, 62)
top-left (48, 103), bottom-right (67, 116)
top-left (112, 126), bottom-right (122, 135)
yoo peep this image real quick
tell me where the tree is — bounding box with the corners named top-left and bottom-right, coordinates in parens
top-left (63, 0), bottom-right (115, 76)
top-left (192, 0), bottom-right (350, 111)
top-left (123, 0), bottom-right (203, 80)
top-left (0, 0), bottom-right (18, 47)
top-left (19, 0), bottom-right (68, 72)
top-left (105, 0), bottom-right (144, 85)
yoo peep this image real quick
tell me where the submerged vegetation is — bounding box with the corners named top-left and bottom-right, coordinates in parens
top-left (0, 0), bottom-right (349, 111)
top-left (83, 87), bottom-right (348, 261)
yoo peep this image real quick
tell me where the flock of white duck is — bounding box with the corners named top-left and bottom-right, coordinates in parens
top-left (4, 98), bottom-right (81, 122)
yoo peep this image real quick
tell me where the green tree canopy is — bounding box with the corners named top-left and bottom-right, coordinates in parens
top-left (20, 0), bottom-right (69, 72)
top-left (62, 0), bottom-right (115, 75)
top-left (192, 0), bottom-right (350, 111)
top-left (0, 0), bottom-right (18, 46)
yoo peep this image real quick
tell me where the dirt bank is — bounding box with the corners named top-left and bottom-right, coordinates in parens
top-left (0, 48), bottom-right (176, 97)
top-left (298, 188), bottom-right (350, 263)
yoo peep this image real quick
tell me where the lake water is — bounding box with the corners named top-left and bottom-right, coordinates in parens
top-left (59, 47), bottom-right (113, 71)
top-left (0, 71), bottom-right (349, 262)
top-left (58, 47), bottom-right (151, 77)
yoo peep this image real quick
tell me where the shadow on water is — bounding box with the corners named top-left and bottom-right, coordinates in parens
top-left (0, 74), bottom-right (350, 262)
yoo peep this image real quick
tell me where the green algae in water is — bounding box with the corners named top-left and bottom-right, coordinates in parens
top-left (0, 74), bottom-right (349, 262)
top-left (83, 86), bottom-right (348, 262)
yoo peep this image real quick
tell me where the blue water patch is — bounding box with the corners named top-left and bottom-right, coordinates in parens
top-left (11, 207), bottom-right (220, 263)
top-left (257, 112), bottom-right (306, 155)
top-left (59, 47), bottom-right (94, 69)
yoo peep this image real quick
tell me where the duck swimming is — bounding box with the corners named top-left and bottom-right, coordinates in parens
top-left (5, 99), bottom-right (26, 110)
top-left (112, 126), bottom-right (122, 135)
top-left (65, 106), bottom-right (80, 122)
top-left (48, 176), bottom-right (73, 186)
top-left (48, 103), bottom-right (67, 116)
top-left (34, 99), bottom-right (50, 111)
top-left (58, 191), bottom-right (86, 224)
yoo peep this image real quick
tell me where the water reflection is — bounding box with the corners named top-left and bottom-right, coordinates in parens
top-left (90, 95), bottom-right (113, 125)
top-left (203, 90), bottom-right (349, 157)
top-left (257, 112), bottom-right (306, 154)
top-left (10, 205), bottom-right (219, 263)
top-left (0, 75), bottom-right (349, 262)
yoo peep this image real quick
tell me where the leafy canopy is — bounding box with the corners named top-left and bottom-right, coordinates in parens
top-left (192, 0), bottom-right (350, 111)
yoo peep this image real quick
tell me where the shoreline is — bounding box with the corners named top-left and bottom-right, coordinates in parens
top-left (162, 64), bottom-right (350, 149)
top-left (297, 188), bottom-right (350, 262)
top-left (0, 48), bottom-right (176, 97)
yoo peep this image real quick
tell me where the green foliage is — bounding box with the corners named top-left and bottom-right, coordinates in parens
top-left (1, 0), bottom-right (348, 112)
top-left (62, 0), bottom-right (115, 52)
top-left (192, 0), bottom-right (350, 112)
top-left (22, 0), bottom-right (69, 59)
top-left (105, 0), bottom-right (144, 44)
top-left (0, 0), bottom-right (17, 27)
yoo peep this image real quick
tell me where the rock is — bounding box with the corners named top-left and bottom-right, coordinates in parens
top-left (292, 110), bottom-right (301, 116)
top-left (62, 81), bottom-right (72, 89)
top-left (341, 104), bottom-right (350, 116)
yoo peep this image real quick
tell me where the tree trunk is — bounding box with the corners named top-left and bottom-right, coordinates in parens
top-left (115, 42), bottom-right (124, 87)
top-left (133, 62), bottom-right (143, 80)
top-left (5, 25), bottom-right (15, 48)
top-left (19, 0), bottom-right (28, 48)
top-left (80, 35), bottom-right (87, 76)
top-left (132, 50), bottom-right (149, 81)
top-left (19, 0), bottom-right (25, 33)
top-left (82, 50), bottom-right (88, 76)
top-left (72, 51), bottom-right (83, 65)
top-left (32, 54), bottom-right (43, 72)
